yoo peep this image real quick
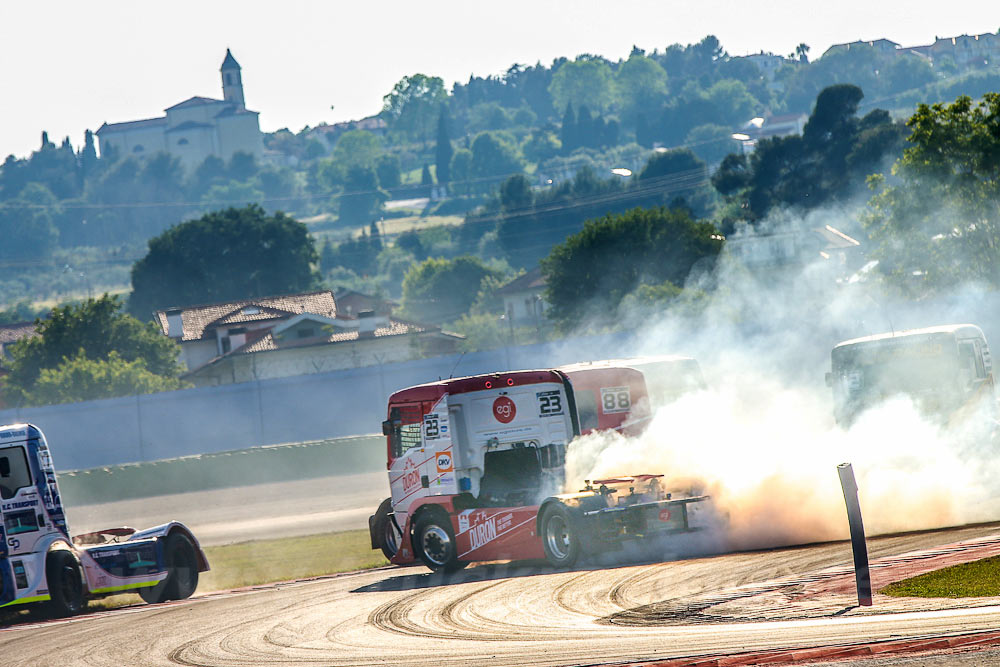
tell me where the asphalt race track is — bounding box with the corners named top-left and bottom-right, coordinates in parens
top-left (64, 472), bottom-right (390, 546)
top-left (5, 524), bottom-right (1000, 666)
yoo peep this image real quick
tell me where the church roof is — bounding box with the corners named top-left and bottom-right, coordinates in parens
top-left (165, 120), bottom-right (215, 133)
top-left (221, 49), bottom-right (241, 70)
top-left (96, 117), bottom-right (168, 135)
top-left (165, 96), bottom-right (225, 112)
top-left (215, 106), bottom-right (258, 118)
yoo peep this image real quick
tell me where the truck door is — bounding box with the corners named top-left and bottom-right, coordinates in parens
top-left (0, 444), bottom-right (53, 604)
top-left (0, 445), bottom-right (46, 558)
top-left (386, 396), bottom-right (455, 527)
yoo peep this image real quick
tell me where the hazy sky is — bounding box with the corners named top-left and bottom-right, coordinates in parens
top-left (2, 1), bottom-right (998, 159)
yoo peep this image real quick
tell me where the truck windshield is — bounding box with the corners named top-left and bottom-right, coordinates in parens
top-left (0, 446), bottom-right (32, 500)
top-left (834, 340), bottom-right (962, 409)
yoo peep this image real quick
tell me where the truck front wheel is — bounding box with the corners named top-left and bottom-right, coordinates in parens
top-left (373, 498), bottom-right (400, 561)
top-left (414, 513), bottom-right (464, 573)
top-left (541, 505), bottom-right (582, 568)
top-left (46, 550), bottom-right (86, 617)
top-left (140, 533), bottom-right (199, 604)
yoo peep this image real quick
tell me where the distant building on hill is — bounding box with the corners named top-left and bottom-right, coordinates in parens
top-left (95, 49), bottom-right (263, 171)
top-left (153, 290), bottom-right (462, 386)
top-left (821, 38), bottom-right (901, 59)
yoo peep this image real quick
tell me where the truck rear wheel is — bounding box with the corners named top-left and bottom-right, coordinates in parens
top-left (373, 498), bottom-right (401, 560)
top-left (414, 512), bottom-right (464, 573)
top-left (46, 550), bottom-right (86, 617)
top-left (140, 533), bottom-right (199, 604)
top-left (541, 504), bottom-right (582, 568)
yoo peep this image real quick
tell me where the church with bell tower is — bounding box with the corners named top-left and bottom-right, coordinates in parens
top-left (96, 49), bottom-right (264, 171)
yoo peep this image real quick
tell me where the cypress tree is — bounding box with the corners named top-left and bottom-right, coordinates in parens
top-left (560, 104), bottom-right (577, 153)
top-left (434, 107), bottom-right (453, 184)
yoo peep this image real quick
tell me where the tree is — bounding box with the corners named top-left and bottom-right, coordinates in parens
top-left (191, 155), bottom-right (228, 198)
top-left (339, 166), bottom-right (387, 224)
top-left (381, 74), bottom-right (448, 142)
top-left (80, 129), bottom-right (98, 183)
top-left (375, 154), bottom-right (402, 189)
top-left (560, 104), bottom-right (578, 152)
top-left (401, 256), bottom-right (504, 323)
top-left (333, 130), bottom-right (383, 170)
top-left (685, 124), bottom-right (736, 165)
top-left (712, 84), bottom-right (904, 221)
top-left (0, 300), bottom-right (47, 325)
top-left (615, 54), bottom-right (668, 124)
top-left (704, 79), bottom-right (759, 127)
top-left (128, 205), bottom-right (319, 318)
top-left (449, 148), bottom-right (473, 193)
top-left (500, 174), bottom-right (533, 212)
top-left (795, 43), bottom-right (810, 63)
top-left (470, 132), bottom-right (523, 180)
top-left (548, 57), bottom-right (617, 114)
top-left (435, 107), bottom-right (453, 184)
top-left (0, 188), bottom-right (59, 261)
top-left (639, 148), bottom-right (707, 189)
top-left (864, 93), bottom-right (1000, 292)
top-left (2, 294), bottom-right (185, 405)
top-left (421, 163), bottom-right (434, 186)
top-left (201, 180), bottom-right (264, 208)
top-left (24, 351), bottom-right (187, 406)
top-left (228, 151), bottom-right (258, 181)
top-left (541, 206), bottom-right (722, 329)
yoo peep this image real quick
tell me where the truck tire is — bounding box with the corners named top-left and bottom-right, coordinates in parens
top-left (46, 550), bottom-right (86, 617)
top-left (140, 533), bottom-right (199, 604)
top-left (414, 512), bottom-right (464, 573)
top-left (541, 504), bottom-right (582, 568)
top-left (373, 498), bottom-right (401, 561)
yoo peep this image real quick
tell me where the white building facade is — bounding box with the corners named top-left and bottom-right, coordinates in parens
top-left (96, 50), bottom-right (263, 171)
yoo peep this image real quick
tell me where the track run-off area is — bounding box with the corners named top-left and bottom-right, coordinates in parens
top-left (6, 523), bottom-right (1000, 666)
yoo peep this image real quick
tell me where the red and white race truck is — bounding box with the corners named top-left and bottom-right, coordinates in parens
top-left (368, 358), bottom-right (710, 571)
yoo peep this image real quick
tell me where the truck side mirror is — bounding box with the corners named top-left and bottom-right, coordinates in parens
top-left (0, 457), bottom-right (9, 478)
top-left (382, 420), bottom-right (393, 436)
top-left (824, 372), bottom-right (833, 388)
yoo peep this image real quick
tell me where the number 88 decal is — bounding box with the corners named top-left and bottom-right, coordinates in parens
top-left (600, 386), bottom-right (631, 413)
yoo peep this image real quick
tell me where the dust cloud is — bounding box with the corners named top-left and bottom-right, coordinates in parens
top-left (565, 209), bottom-right (1000, 552)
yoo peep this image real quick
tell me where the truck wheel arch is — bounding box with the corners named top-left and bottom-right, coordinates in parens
top-left (165, 525), bottom-right (209, 572)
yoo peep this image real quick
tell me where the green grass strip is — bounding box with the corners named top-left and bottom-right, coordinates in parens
top-left (198, 528), bottom-right (388, 591)
top-left (882, 555), bottom-right (1000, 598)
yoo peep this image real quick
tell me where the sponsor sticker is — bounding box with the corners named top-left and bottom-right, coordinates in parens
top-left (493, 396), bottom-right (516, 424)
top-left (436, 451), bottom-right (453, 473)
top-left (658, 508), bottom-right (672, 522)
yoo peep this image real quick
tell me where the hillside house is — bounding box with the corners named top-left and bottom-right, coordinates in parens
top-left (496, 268), bottom-right (549, 328)
top-left (154, 290), bottom-right (462, 387)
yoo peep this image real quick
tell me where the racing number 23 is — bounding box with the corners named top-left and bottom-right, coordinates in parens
top-left (424, 415), bottom-right (440, 439)
top-left (537, 390), bottom-right (563, 416)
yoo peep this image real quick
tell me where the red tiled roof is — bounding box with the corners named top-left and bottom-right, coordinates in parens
top-left (496, 268), bottom-right (546, 295)
top-left (165, 96), bottom-right (224, 112)
top-left (238, 319), bottom-right (427, 353)
top-left (154, 291), bottom-right (336, 341)
top-left (96, 117), bottom-right (168, 134)
top-left (0, 321), bottom-right (38, 345)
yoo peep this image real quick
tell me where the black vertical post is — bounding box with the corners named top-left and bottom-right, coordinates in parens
top-left (837, 462), bottom-right (872, 606)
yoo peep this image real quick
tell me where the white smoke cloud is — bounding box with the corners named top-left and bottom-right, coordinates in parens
top-left (566, 207), bottom-right (1000, 552)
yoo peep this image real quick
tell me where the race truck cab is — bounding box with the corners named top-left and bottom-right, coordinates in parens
top-left (369, 365), bottom-right (709, 572)
top-left (0, 424), bottom-right (209, 618)
top-left (827, 324), bottom-right (996, 426)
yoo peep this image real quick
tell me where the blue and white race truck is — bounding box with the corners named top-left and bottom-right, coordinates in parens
top-left (0, 423), bottom-right (209, 618)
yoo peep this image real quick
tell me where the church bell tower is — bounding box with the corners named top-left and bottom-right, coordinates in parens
top-left (220, 49), bottom-right (245, 109)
